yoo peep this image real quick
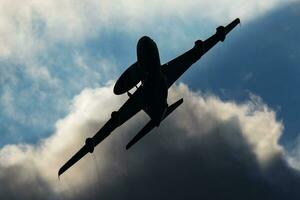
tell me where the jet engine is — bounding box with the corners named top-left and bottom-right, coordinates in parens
top-left (85, 138), bottom-right (94, 153)
top-left (216, 26), bottom-right (226, 42)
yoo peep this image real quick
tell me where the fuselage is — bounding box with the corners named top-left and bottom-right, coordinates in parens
top-left (137, 36), bottom-right (168, 125)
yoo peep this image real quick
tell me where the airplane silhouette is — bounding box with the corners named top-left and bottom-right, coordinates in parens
top-left (58, 18), bottom-right (240, 177)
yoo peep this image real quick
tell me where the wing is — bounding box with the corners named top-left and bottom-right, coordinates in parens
top-left (58, 89), bottom-right (144, 177)
top-left (162, 18), bottom-right (240, 88)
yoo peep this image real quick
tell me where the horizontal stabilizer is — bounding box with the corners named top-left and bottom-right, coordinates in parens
top-left (164, 98), bottom-right (183, 117)
top-left (126, 120), bottom-right (156, 150)
top-left (126, 98), bottom-right (183, 150)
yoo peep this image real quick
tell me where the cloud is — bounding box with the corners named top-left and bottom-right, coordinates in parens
top-left (187, 2), bottom-right (300, 143)
top-left (287, 137), bottom-right (300, 170)
top-left (0, 83), bottom-right (299, 199)
top-left (0, 0), bottom-right (297, 145)
top-left (0, 0), bottom-right (295, 60)
top-left (0, 2), bottom-right (300, 198)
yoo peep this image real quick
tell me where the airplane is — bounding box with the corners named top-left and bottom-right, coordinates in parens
top-left (58, 18), bottom-right (240, 177)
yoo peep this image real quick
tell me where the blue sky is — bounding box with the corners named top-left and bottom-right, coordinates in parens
top-left (1, 1), bottom-right (300, 199)
top-left (0, 0), bottom-right (298, 148)
top-left (187, 3), bottom-right (300, 148)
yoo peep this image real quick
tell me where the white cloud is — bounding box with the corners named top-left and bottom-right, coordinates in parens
top-left (0, 2), bottom-right (298, 196)
top-left (287, 136), bottom-right (300, 170)
top-left (0, 83), bottom-right (289, 197)
top-left (0, 1), bottom-right (294, 129)
top-left (0, 0), bottom-right (294, 60)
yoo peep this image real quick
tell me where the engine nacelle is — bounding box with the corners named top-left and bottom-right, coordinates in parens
top-left (111, 111), bottom-right (120, 126)
top-left (85, 138), bottom-right (94, 153)
top-left (194, 40), bottom-right (204, 52)
top-left (216, 26), bottom-right (226, 42)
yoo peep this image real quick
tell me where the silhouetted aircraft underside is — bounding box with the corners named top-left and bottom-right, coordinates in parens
top-left (58, 18), bottom-right (240, 177)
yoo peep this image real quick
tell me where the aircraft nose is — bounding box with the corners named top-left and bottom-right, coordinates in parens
top-left (136, 35), bottom-right (160, 68)
top-left (137, 36), bottom-right (153, 48)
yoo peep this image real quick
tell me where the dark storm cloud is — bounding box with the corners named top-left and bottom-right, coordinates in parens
top-left (1, 2), bottom-right (300, 200)
top-left (75, 119), bottom-right (279, 200)
top-left (0, 165), bottom-right (57, 200)
top-left (0, 83), bottom-right (300, 200)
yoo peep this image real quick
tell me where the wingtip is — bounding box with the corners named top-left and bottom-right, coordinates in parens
top-left (126, 142), bottom-right (134, 150)
top-left (58, 168), bottom-right (63, 180)
top-left (236, 18), bottom-right (241, 27)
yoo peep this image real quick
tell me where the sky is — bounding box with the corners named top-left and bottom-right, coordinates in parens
top-left (0, 0), bottom-right (300, 199)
